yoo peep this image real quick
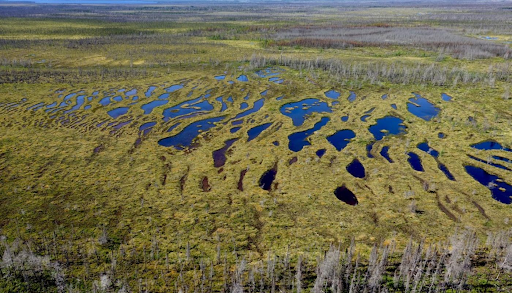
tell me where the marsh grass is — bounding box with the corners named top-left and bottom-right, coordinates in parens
top-left (0, 2), bottom-right (511, 292)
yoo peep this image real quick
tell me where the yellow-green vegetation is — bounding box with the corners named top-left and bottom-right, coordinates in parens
top-left (0, 2), bottom-right (511, 292)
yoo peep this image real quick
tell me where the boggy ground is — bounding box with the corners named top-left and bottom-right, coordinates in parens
top-left (0, 2), bottom-right (511, 292)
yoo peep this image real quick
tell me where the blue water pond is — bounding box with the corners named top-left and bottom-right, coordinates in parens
top-left (347, 91), bottom-right (357, 103)
top-left (407, 152), bottom-right (424, 172)
top-left (288, 117), bottom-right (330, 152)
top-left (368, 116), bottom-right (406, 141)
top-left (441, 93), bottom-right (453, 102)
top-left (346, 158), bottom-right (365, 178)
top-left (141, 100), bottom-right (168, 115)
top-left (237, 75), bottom-right (249, 82)
top-left (247, 123), bottom-right (272, 142)
top-left (465, 165), bottom-right (511, 204)
top-left (325, 90), bottom-right (340, 100)
top-left (158, 116), bottom-right (224, 149)
top-left (380, 146), bottom-right (393, 163)
top-left (407, 94), bottom-right (440, 121)
top-left (107, 107), bottom-right (129, 119)
top-left (471, 141), bottom-right (511, 152)
top-left (327, 129), bottom-right (356, 151)
top-left (280, 99), bottom-right (332, 126)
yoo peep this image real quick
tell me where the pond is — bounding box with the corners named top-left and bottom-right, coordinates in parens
top-left (107, 107), bottom-right (129, 119)
top-left (334, 185), bottom-right (358, 206)
top-left (407, 152), bottom-right (424, 172)
top-left (467, 155), bottom-right (511, 171)
top-left (158, 116), bottom-right (224, 149)
top-left (139, 121), bottom-right (156, 136)
top-left (259, 168), bottom-right (277, 191)
top-left (288, 117), bottom-right (330, 152)
top-left (145, 86), bottom-right (157, 97)
top-left (327, 129), bottom-right (356, 151)
top-left (346, 158), bottom-right (365, 178)
top-left (465, 165), bottom-right (511, 204)
top-left (165, 84), bottom-right (184, 93)
top-left (216, 96), bottom-right (228, 112)
top-left (141, 100), bottom-right (168, 115)
top-left (380, 146), bottom-right (393, 163)
top-left (441, 93), bottom-right (453, 102)
top-left (407, 94), bottom-right (440, 121)
top-left (247, 123), bottom-right (272, 142)
top-left (162, 98), bottom-right (214, 121)
top-left (232, 98), bottom-right (265, 121)
top-left (237, 75), bottom-right (249, 82)
top-left (471, 140), bottom-right (511, 152)
top-left (316, 149), bottom-right (326, 158)
top-left (347, 91), bottom-right (357, 102)
top-left (280, 98), bottom-right (332, 126)
top-left (368, 116), bottom-right (406, 141)
top-left (324, 90), bottom-right (340, 100)
top-left (230, 127), bottom-right (241, 133)
top-left (213, 138), bottom-right (239, 168)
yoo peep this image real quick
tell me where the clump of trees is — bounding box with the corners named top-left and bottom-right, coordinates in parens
top-left (0, 229), bottom-right (510, 292)
top-left (249, 54), bottom-right (511, 87)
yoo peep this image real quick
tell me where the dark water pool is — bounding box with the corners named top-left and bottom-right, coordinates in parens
top-left (438, 163), bottom-right (456, 181)
top-left (380, 146), bottom-right (393, 163)
top-left (327, 129), bottom-right (356, 151)
top-left (334, 185), bottom-right (358, 206)
top-left (259, 168), bottom-right (277, 191)
top-left (213, 138), bottom-right (239, 168)
top-left (288, 117), bottom-right (330, 152)
top-left (316, 149), bottom-right (326, 158)
top-left (493, 156), bottom-right (511, 164)
top-left (407, 152), bottom-right (424, 172)
top-left (471, 141), bottom-right (511, 152)
top-left (366, 143), bottom-right (375, 158)
top-left (346, 158), bottom-right (365, 178)
top-left (417, 142), bottom-right (440, 158)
